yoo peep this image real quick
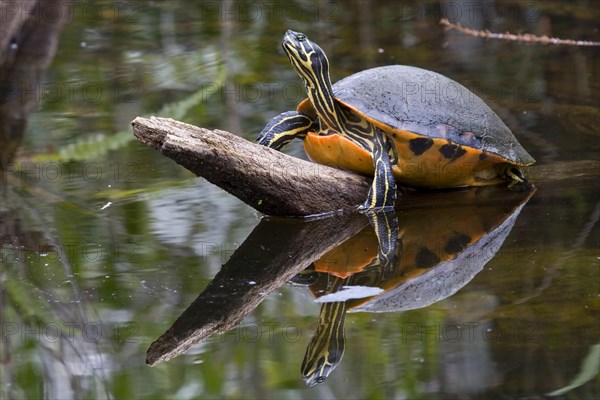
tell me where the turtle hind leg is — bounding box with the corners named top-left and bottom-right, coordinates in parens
top-left (256, 111), bottom-right (317, 150)
top-left (358, 131), bottom-right (397, 211)
top-left (505, 166), bottom-right (534, 191)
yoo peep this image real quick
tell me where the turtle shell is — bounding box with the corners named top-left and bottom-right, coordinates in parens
top-left (298, 65), bottom-right (535, 188)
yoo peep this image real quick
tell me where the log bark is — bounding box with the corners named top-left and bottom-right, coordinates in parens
top-left (131, 116), bottom-right (375, 216)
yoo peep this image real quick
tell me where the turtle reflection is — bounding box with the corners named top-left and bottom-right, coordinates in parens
top-left (294, 188), bottom-right (534, 386)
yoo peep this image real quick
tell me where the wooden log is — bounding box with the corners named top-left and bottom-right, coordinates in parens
top-left (131, 116), bottom-right (599, 216)
top-left (131, 116), bottom-right (375, 216)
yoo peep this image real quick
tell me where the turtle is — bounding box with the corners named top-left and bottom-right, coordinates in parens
top-left (257, 30), bottom-right (536, 211)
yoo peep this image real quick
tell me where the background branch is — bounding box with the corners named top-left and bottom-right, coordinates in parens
top-left (440, 18), bottom-right (600, 46)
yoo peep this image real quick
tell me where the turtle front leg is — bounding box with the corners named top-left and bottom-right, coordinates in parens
top-left (358, 131), bottom-right (397, 211)
top-left (256, 111), bottom-right (318, 150)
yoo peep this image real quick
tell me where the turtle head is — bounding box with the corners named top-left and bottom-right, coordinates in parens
top-left (282, 30), bottom-right (331, 90)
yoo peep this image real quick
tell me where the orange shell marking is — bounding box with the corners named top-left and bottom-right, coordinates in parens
top-left (304, 131), bottom-right (511, 188)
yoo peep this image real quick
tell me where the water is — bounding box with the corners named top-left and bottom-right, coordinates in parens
top-left (1, 1), bottom-right (598, 399)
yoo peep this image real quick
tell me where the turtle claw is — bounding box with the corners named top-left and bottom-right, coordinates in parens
top-left (357, 203), bottom-right (394, 214)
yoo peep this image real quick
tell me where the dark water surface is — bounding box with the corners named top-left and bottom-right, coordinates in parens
top-left (1, 1), bottom-right (599, 399)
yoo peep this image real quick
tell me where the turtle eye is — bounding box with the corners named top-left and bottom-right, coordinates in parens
top-left (296, 33), bottom-right (306, 42)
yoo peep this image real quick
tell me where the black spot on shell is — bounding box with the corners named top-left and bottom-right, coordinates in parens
top-left (479, 151), bottom-right (487, 160)
top-left (444, 234), bottom-right (471, 254)
top-left (439, 143), bottom-right (467, 160)
top-left (409, 138), bottom-right (434, 156)
top-left (415, 247), bottom-right (440, 269)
